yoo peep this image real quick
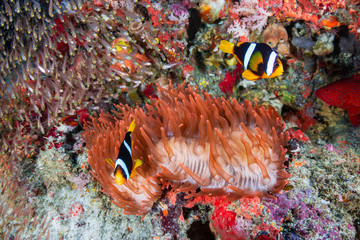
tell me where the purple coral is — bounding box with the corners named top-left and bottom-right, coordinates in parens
top-left (168, 3), bottom-right (190, 25)
top-left (324, 144), bottom-right (342, 154)
top-left (152, 192), bottom-right (189, 239)
top-left (264, 191), bottom-right (344, 239)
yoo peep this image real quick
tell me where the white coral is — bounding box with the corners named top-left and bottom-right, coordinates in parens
top-left (231, 0), bottom-right (258, 15)
top-left (168, 11), bottom-right (189, 26)
top-left (109, 0), bottom-right (134, 10)
top-left (228, 19), bottom-right (247, 38)
top-left (228, 0), bottom-right (270, 38)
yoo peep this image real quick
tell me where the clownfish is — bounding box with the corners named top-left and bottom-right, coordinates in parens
top-left (219, 40), bottom-right (283, 81)
top-left (105, 120), bottom-right (142, 185)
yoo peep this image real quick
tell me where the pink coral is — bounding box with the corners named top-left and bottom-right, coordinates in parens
top-left (66, 202), bottom-right (84, 217)
top-left (348, 8), bottom-right (360, 39)
top-left (228, 0), bottom-right (270, 39)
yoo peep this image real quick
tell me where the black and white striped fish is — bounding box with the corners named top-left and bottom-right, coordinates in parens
top-left (219, 40), bottom-right (283, 81)
top-left (106, 120), bottom-right (142, 185)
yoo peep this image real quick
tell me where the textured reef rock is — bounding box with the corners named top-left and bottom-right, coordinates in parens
top-left (83, 82), bottom-right (290, 215)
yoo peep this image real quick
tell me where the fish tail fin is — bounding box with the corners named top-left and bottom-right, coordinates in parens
top-left (128, 119), bottom-right (136, 132)
top-left (219, 40), bottom-right (235, 54)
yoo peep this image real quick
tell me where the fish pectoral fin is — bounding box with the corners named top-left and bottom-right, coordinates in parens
top-left (248, 51), bottom-right (263, 72)
top-left (219, 40), bottom-right (235, 54)
top-left (130, 159), bottom-right (143, 178)
top-left (105, 158), bottom-right (115, 168)
top-left (242, 70), bottom-right (260, 81)
top-left (134, 159), bottom-right (142, 169)
top-left (129, 171), bottom-right (137, 178)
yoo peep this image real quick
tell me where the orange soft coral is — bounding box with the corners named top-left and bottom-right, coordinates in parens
top-left (259, 0), bottom-right (346, 29)
top-left (83, 83), bottom-right (290, 215)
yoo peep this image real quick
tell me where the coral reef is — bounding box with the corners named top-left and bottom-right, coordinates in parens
top-left (83, 82), bottom-right (290, 214)
top-left (0, 157), bottom-right (50, 239)
top-left (1, 0), bottom-right (360, 239)
top-left (258, 0), bottom-right (358, 36)
top-left (262, 23), bottom-right (290, 57)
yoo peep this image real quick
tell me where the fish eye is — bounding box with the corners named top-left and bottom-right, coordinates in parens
top-left (325, 89), bottom-right (329, 91)
top-left (275, 62), bottom-right (279, 67)
top-left (267, 41), bottom-right (273, 46)
top-left (280, 38), bottom-right (285, 42)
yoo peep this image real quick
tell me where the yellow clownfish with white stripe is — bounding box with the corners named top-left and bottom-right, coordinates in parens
top-left (219, 40), bottom-right (284, 81)
top-left (106, 120), bottom-right (142, 185)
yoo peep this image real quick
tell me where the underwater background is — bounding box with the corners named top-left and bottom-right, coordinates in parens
top-left (0, 0), bottom-right (360, 239)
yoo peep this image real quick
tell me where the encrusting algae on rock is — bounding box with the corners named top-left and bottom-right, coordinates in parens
top-left (83, 82), bottom-right (291, 215)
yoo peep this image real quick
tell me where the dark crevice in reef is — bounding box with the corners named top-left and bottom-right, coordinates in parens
top-left (355, 217), bottom-right (360, 240)
top-left (184, 204), bottom-right (214, 240)
top-left (186, 219), bottom-right (215, 240)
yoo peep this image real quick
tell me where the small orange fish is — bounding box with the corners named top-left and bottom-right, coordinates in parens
top-left (106, 120), bottom-right (142, 185)
top-left (219, 40), bottom-right (283, 81)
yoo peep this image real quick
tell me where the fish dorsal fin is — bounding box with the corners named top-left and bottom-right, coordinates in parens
top-left (128, 119), bottom-right (136, 148)
top-left (219, 40), bottom-right (235, 54)
top-left (128, 119), bottom-right (136, 132)
top-left (248, 51), bottom-right (263, 72)
top-left (242, 69), bottom-right (260, 81)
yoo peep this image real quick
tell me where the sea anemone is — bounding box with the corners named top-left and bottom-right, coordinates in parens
top-left (83, 82), bottom-right (290, 215)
